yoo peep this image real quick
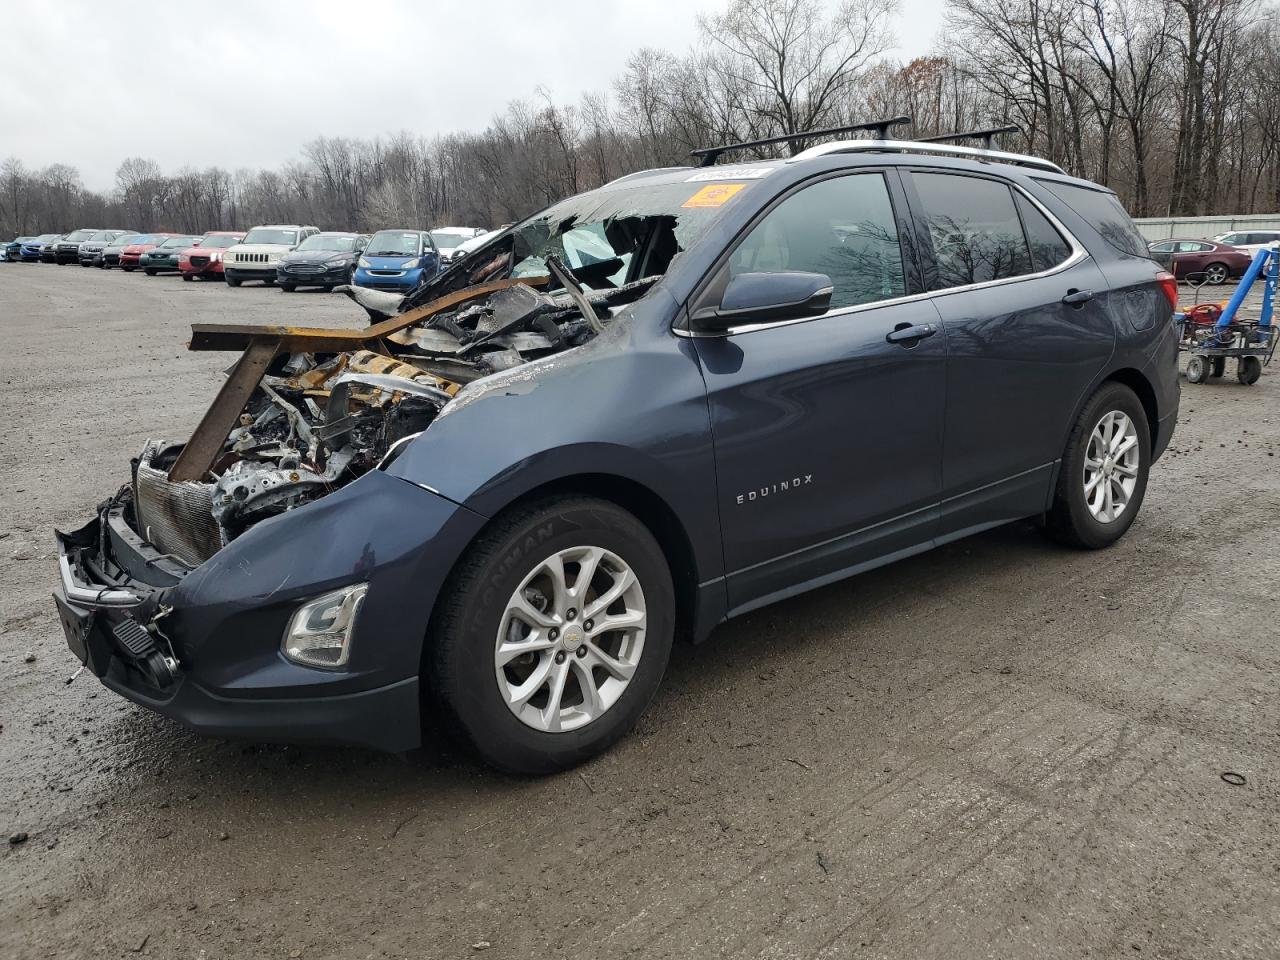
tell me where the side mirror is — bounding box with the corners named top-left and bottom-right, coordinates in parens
top-left (693, 271), bottom-right (833, 332)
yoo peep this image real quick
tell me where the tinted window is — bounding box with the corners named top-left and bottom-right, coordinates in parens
top-left (1015, 194), bottom-right (1072, 270)
top-left (1038, 180), bottom-right (1149, 258)
top-left (728, 173), bottom-right (905, 310)
top-left (913, 172), bottom-right (1031, 286)
top-left (1248, 233), bottom-right (1280, 245)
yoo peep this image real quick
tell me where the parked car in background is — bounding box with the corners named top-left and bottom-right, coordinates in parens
top-left (53, 229), bottom-right (101, 264)
top-left (429, 226), bottom-right (487, 264)
top-left (354, 229), bottom-right (440, 291)
top-left (1214, 229), bottom-right (1280, 257)
top-left (78, 229), bottom-right (136, 266)
top-left (20, 234), bottom-right (60, 262)
top-left (223, 224), bottom-right (319, 286)
top-left (119, 234), bottom-right (173, 272)
top-left (179, 231), bottom-right (245, 280)
top-left (141, 235), bottom-right (202, 275)
top-left (39, 236), bottom-right (65, 262)
top-left (1, 237), bottom-right (34, 261)
top-left (100, 233), bottom-right (144, 268)
top-left (277, 231), bottom-right (368, 291)
top-left (452, 228), bottom-right (503, 264)
top-left (1147, 238), bottom-right (1252, 285)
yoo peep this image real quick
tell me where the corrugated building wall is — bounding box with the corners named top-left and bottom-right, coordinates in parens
top-left (1133, 214), bottom-right (1280, 241)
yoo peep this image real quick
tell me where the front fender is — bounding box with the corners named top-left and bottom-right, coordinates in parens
top-left (385, 301), bottom-right (724, 584)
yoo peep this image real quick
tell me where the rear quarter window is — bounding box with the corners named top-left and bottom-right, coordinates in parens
top-left (1037, 181), bottom-right (1150, 260)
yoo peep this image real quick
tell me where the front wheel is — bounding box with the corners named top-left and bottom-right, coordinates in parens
top-left (1044, 382), bottom-right (1151, 549)
top-left (144, 269), bottom-right (156, 276)
top-left (428, 497), bottom-right (674, 774)
top-left (262, 277), bottom-right (275, 286)
top-left (280, 284), bottom-right (295, 292)
top-left (225, 275), bottom-right (242, 287)
top-left (181, 274), bottom-right (193, 282)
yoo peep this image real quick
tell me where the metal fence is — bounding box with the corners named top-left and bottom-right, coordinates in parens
top-left (1133, 214), bottom-right (1280, 241)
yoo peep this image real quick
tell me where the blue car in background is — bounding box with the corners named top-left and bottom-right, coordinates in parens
top-left (1, 237), bottom-right (34, 261)
top-left (353, 229), bottom-right (440, 291)
top-left (20, 234), bottom-right (61, 262)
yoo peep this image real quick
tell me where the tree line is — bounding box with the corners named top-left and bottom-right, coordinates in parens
top-left (2, 0), bottom-right (1276, 239)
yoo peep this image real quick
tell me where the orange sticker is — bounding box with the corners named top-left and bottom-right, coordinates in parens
top-left (682, 183), bottom-right (746, 208)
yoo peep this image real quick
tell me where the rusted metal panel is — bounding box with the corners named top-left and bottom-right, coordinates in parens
top-left (167, 339), bottom-right (281, 482)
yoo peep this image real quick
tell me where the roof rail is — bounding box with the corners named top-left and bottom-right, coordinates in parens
top-left (690, 116), bottom-right (912, 167)
top-left (916, 124), bottom-right (1022, 151)
top-left (785, 138), bottom-right (1065, 174)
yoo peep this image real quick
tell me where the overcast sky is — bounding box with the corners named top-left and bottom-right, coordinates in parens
top-left (2, 0), bottom-right (945, 192)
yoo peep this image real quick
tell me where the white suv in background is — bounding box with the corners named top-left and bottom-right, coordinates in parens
top-left (224, 224), bottom-right (319, 286)
top-left (1214, 229), bottom-right (1280, 257)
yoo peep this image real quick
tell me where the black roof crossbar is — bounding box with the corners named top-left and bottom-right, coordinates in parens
top-left (916, 125), bottom-right (1022, 151)
top-left (690, 116), bottom-right (913, 167)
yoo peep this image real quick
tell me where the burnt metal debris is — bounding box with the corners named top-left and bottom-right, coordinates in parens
top-left (140, 271), bottom-right (649, 564)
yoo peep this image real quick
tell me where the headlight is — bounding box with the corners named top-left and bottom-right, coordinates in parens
top-left (282, 583), bottom-right (368, 669)
top-left (402, 257), bottom-right (420, 270)
top-left (358, 257), bottom-right (371, 269)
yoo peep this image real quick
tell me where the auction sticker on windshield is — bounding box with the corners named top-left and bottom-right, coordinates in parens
top-left (682, 183), bottom-right (747, 208)
top-left (686, 167), bottom-right (774, 181)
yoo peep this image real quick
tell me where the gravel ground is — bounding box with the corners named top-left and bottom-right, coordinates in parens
top-left (1, 265), bottom-right (1278, 959)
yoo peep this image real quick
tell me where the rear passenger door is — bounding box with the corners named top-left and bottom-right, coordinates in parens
top-left (903, 170), bottom-right (1114, 541)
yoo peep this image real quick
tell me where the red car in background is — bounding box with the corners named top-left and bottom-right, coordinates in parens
top-left (118, 233), bottom-right (174, 272)
top-left (180, 231), bottom-right (245, 281)
top-left (1147, 238), bottom-right (1253, 285)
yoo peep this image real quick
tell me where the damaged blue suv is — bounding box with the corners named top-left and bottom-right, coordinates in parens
top-left (54, 120), bottom-right (1179, 773)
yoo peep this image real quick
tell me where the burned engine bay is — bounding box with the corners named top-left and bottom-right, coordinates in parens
top-left (129, 269), bottom-right (658, 568)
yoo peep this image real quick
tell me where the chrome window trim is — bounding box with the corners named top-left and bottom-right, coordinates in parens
top-left (677, 178), bottom-right (1088, 339)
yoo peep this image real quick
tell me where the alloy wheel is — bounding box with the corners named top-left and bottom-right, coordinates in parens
top-left (1206, 263), bottom-right (1228, 284)
top-left (495, 545), bottom-right (647, 733)
top-left (1083, 410), bottom-right (1140, 523)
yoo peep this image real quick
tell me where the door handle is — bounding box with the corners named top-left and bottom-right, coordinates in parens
top-left (886, 322), bottom-right (937, 345)
top-left (1062, 288), bottom-right (1094, 307)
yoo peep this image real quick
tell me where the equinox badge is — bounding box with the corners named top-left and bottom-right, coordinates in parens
top-left (736, 474), bottom-right (814, 505)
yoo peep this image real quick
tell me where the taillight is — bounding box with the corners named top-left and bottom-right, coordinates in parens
top-left (1156, 271), bottom-right (1178, 310)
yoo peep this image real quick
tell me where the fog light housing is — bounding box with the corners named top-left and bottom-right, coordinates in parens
top-left (282, 583), bottom-right (368, 669)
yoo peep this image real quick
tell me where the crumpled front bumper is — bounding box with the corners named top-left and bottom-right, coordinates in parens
top-left (54, 470), bottom-right (487, 752)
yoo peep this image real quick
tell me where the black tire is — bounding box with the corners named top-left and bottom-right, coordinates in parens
top-left (122, 266), bottom-right (135, 273)
top-left (1203, 262), bottom-right (1230, 285)
top-left (1210, 356), bottom-right (1226, 378)
top-left (1044, 382), bottom-right (1151, 550)
top-left (263, 278), bottom-right (275, 286)
top-left (280, 284), bottom-right (295, 292)
top-left (226, 275), bottom-right (242, 287)
top-left (181, 274), bottom-right (193, 282)
top-left (1186, 355), bottom-right (1209, 384)
top-left (1238, 355), bottom-right (1263, 385)
top-left (144, 269), bottom-right (156, 276)
top-left (428, 497), bottom-right (674, 774)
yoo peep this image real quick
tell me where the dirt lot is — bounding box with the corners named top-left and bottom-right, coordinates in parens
top-left (2, 264), bottom-right (1278, 959)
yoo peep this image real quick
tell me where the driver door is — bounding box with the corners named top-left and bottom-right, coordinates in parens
top-left (690, 171), bottom-right (947, 614)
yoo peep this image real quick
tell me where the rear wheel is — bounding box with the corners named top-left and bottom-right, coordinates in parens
top-left (1044, 382), bottom-right (1151, 549)
top-left (1204, 262), bottom-right (1230, 285)
top-left (428, 497), bottom-right (674, 774)
top-left (1210, 356), bottom-right (1226, 378)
